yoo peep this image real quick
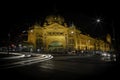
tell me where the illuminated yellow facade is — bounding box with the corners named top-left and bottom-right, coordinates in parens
top-left (27, 15), bottom-right (111, 52)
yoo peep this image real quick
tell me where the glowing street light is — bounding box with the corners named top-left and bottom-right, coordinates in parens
top-left (96, 18), bottom-right (101, 23)
top-left (94, 18), bottom-right (103, 34)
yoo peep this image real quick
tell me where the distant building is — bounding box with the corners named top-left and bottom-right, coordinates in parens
top-left (26, 15), bottom-right (111, 53)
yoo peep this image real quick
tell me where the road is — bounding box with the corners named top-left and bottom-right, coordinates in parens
top-left (0, 55), bottom-right (118, 80)
top-left (0, 53), bottom-right (53, 69)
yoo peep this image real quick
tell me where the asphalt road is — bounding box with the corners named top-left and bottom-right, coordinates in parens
top-left (0, 55), bottom-right (118, 80)
top-left (0, 53), bottom-right (53, 69)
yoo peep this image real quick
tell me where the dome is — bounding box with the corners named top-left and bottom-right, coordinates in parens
top-left (45, 15), bottom-right (65, 25)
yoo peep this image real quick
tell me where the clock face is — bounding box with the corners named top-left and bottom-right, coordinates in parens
top-left (45, 15), bottom-right (65, 25)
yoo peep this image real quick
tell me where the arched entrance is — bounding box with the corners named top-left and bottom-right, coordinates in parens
top-left (48, 41), bottom-right (64, 53)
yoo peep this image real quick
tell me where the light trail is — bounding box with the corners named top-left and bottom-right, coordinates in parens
top-left (0, 54), bottom-right (53, 69)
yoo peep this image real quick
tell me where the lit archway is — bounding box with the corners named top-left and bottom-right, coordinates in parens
top-left (48, 41), bottom-right (64, 52)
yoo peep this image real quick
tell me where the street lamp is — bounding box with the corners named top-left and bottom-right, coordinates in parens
top-left (111, 21), bottom-right (116, 52)
top-left (8, 33), bottom-right (10, 54)
top-left (95, 18), bottom-right (103, 36)
top-left (94, 18), bottom-right (102, 52)
top-left (96, 18), bottom-right (101, 23)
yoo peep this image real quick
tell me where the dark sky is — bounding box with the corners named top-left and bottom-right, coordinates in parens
top-left (0, 0), bottom-right (119, 49)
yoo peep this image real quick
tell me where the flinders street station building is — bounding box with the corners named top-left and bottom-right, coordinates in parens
top-left (26, 15), bottom-right (111, 53)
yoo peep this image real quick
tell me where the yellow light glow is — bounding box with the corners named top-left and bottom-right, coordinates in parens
top-left (30, 30), bottom-right (33, 33)
top-left (71, 31), bottom-right (74, 33)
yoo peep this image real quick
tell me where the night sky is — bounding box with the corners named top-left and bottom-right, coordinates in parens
top-left (0, 0), bottom-right (119, 49)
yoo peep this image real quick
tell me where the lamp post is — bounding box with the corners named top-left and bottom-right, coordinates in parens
top-left (95, 18), bottom-right (102, 37)
top-left (111, 21), bottom-right (116, 52)
top-left (95, 18), bottom-right (102, 52)
top-left (65, 34), bottom-right (68, 54)
top-left (8, 33), bottom-right (10, 54)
